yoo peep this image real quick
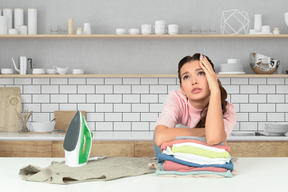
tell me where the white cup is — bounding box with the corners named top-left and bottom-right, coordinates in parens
top-left (128, 28), bottom-right (140, 35)
top-left (72, 69), bottom-right (84, 74)
top-left (141, 24), bottom-right (152, 35)
top-left (254, 14), bottom-right (262, 32)
top-left (262, 25), bottom-right (271, 34)
top-left (155, 27), bottom-right (167, 35)
top-left (8, 28), bottom-right (18, 35)
top-left (53, 66), bottom-right (69, 75)
top-left (1, 68), bottom-right (14, 74)
top-left (19, 25), bottom-right (28, 35)
top-left (83, 23), bottom-right (92, 35)
top-left (155, 20), bottom-right (165, 26)
top-left (168, 24), bottom-right (179, 35)
top-left (116, 28), bottom-right (126, 34)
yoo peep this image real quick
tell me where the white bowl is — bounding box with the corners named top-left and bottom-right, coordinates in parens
top-left (1, 68), bottom-right (14, 74)
top-left (264, 123), bottom-right (288, 136)
top-left (231, 131), bottom-right (255, 136)
top-left (32, 68), bottom-right (46, 74)
top-left (46, 69), bottom-right (57, 74)
top-left (30, 121), bottom-right (55, 132)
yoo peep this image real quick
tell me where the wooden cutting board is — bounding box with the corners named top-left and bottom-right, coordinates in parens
top-left (0, 87), bottom-right (21, 132)
top-left (54, 111), bottom-right (86, 131)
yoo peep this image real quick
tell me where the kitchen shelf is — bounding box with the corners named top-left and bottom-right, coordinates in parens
top-left (1, 34), bottom-right (288, 39)
top-left (0, 74), bottom-right (287, 78)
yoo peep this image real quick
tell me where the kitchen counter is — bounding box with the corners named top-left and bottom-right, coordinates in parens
top-left (0, 131), bottom-right (288, 141)
top-left (1, 157), bottom-right (287, 192)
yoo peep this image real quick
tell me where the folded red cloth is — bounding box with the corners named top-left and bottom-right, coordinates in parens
top-left (163, 160), bottom-right (228, 172)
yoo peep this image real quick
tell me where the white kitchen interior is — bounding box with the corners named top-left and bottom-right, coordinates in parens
top-left (0, 0), bottom-right (288, 191)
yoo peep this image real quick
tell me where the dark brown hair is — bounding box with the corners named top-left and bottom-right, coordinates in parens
top-left (177, 53), bottom-right (228, 128)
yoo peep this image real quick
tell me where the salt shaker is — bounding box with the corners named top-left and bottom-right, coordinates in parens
top-left (76, 27), bottom-right (83, 35)
top-left (273, 27), bottom-right (280, 35)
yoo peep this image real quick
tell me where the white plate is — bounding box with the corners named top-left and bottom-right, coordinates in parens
top-left (231, 132), bottom-right (255, 136)
top-left (218, 72), bottom-right (246, 74)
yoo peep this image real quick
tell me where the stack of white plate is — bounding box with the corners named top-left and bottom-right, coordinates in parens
top-left (218, 59), bottom-right (245, 74)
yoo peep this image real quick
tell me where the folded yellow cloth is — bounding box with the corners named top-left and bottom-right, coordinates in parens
top-left (172, 145), bottom-right (230, 158)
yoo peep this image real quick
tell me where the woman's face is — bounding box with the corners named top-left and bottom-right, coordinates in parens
top-left (180, 60), bottom-right (210, 106)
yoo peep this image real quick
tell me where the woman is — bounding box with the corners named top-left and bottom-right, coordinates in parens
top-left (153, 53), bottom-right (237, 157)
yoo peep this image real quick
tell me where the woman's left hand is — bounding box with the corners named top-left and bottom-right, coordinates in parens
top-left (200, 54), bottom-right (219, 93)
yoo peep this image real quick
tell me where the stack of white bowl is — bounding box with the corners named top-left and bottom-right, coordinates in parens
top-left (218, 59), bottom-right (245, 74)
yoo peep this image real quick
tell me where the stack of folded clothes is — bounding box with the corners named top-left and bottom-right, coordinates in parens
top-left (156, 137), bottom-right (235, 178)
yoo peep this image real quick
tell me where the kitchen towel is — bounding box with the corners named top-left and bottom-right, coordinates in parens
top-left (172, 145), bottom-right (230, 158)
top-left (162, 160), bottom-right (228, 172)
top-left (162, 146), bottom-right (231, 165)
top-left (158, 154), bottom-right (234, 170)
top-left (19, 157), bottom-right (158, 184)
top-left (161, 139), bottom-right (230, 152)
top-left (156, 163), bottom-right (233, 178)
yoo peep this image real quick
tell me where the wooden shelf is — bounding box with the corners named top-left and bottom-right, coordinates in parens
top-left (0, 74), bottom-right (287, 78)
top-left (1, 34), bottom-right (288, 39)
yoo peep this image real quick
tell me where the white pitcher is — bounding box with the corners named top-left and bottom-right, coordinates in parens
top-left (12, 56), bottom-right (32, 75)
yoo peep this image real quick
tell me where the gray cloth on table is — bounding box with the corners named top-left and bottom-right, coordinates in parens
top-left (175, 136), bottom-right (224, 146)
top-left (19, 157), bottom-right (158, 184)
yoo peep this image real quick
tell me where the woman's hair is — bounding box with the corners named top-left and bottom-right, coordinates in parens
top-left (177, 53), bottom-right (228, 128)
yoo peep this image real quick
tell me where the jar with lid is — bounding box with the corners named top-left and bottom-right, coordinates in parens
top-left (273, 27), bottom-right (280, 35)
top-left (76, 27), bottom-right (83, 35)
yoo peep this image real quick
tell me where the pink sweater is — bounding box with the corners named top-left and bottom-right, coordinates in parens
top-left (155, 90), bottom-right (237, 137)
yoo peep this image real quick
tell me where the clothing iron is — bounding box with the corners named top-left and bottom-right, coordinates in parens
top-left (63, 111), bottom-right (93, 167)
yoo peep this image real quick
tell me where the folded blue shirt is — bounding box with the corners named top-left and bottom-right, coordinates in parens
top-left (158, 154), bottom-right (234, 170)
top-left (156, 163), bottom-right (233, 178)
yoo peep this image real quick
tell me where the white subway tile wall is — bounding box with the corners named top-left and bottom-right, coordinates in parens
top-left (1, 77), bottom-right (288, 134)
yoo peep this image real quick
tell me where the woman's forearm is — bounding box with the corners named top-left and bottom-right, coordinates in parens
top-left (154, 125), bottom-right (205, 147)
top-left (205, 90), bottom-right (226, 145)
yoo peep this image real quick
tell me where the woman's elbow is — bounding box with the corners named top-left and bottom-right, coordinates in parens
top-left (154, 125), bottom-right (167, 147)
top-left (206, 133), bottom-right (227, 145)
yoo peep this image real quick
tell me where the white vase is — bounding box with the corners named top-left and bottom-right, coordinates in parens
top-left (285, 12), bottom-right (288, 26)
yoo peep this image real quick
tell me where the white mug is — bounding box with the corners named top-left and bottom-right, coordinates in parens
top-left (155, 20), bottom-right (165, 26)
top-left (19, 25), bottom-right (28, 35)
top-left (141, 24), bottom-right (152, 35)
top-left (53, 66), bottom-right (69, 75)
top-left (168, 24), bottom-right (179, 35)
top-left (262, 25), bottom-right (270, 34)
top-left (83, 23), bottom-right (92, 35)
top-left (8, 28), bottom-right (18, 35)
top-left (116, 28), bottom-right (126, 34)
top-left (155, 27), bottom-right (167, 35)
top-left (72, 69), bottom-right (84, 74)
top-left (129, 28), bottom-right (140, 35)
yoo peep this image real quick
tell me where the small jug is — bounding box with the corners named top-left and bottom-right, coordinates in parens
top-left (12, 56), bottom-right (32, 75)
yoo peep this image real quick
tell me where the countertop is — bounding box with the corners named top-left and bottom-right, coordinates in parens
top-left (0, 131), bottom-right (288, 141)
top-left (1, 157), bottom-right (288, 192)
